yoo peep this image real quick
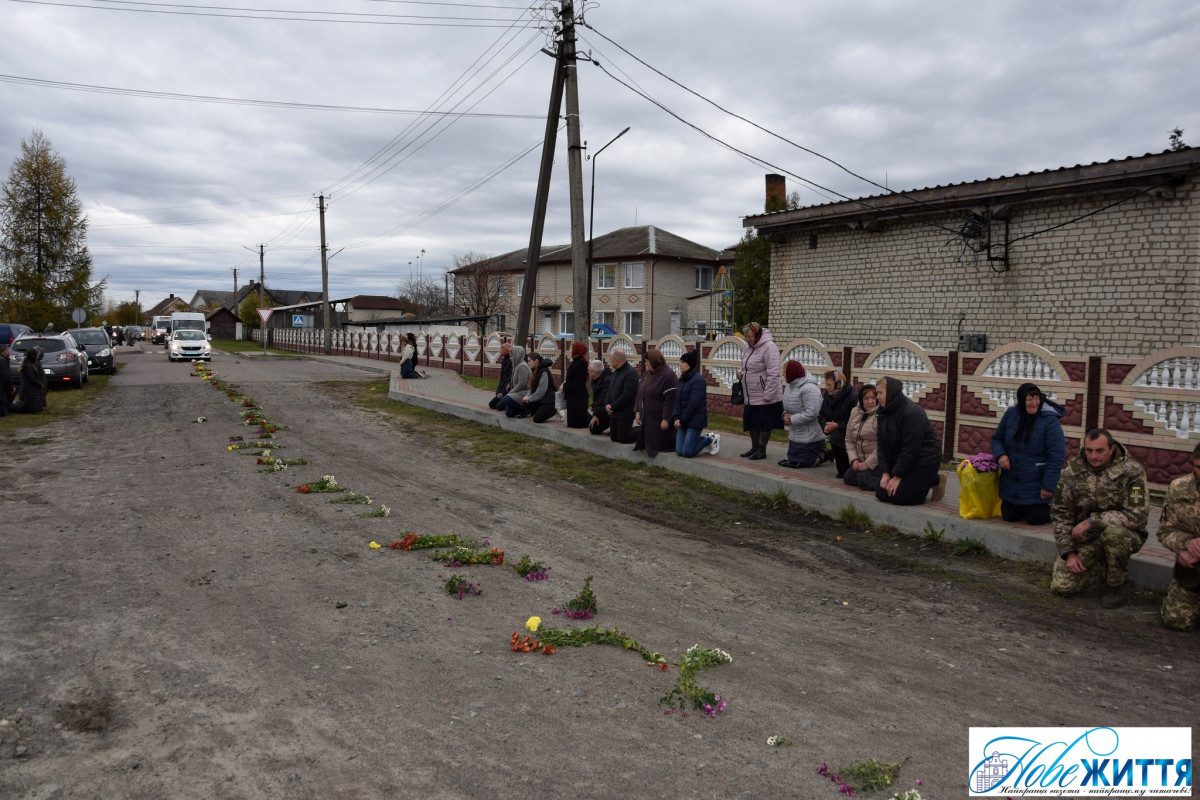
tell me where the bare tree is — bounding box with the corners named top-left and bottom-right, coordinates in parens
top-left (394, 274), bottom-right (449, 316)
top-left (450, 251), bottom-right (509, 334)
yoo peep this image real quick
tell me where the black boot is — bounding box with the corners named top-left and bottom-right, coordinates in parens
top-left (739, 445), bottom-right (757, 458)
top-left (748, 447), bottom-right (766, 461)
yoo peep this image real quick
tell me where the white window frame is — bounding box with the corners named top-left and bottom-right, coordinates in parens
top-left (594, 310), bottom-right (615, 329)
top-left (515, 275), bottom-right (525, 296)
top-left (494, 314), bottom-right (507, 332)
top-left (696, 266), bottom-right (713, 292)
top-left (558, 311), bottom-right (574, 335)
top-left (596, 264), bottom-right (616, 289)
top-left (623, 262), bottom-right (644, 289)
top-left (623, 310), bottom-right (644, 337)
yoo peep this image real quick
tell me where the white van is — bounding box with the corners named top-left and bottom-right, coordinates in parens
top-left (169, 312), bottom-right (207, 338)
top-left (151, 315), bottom-right (172, 344)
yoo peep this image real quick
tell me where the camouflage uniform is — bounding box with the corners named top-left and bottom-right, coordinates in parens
top-left (1157, 472), bottom-right (1200, 630)
top-left (1049, 441), bottom-right (1148, 595)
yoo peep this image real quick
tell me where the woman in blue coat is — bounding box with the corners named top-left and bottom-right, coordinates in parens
top-left (991, 382), bottom-right (1066, 525)
top-left (673, 349), bottom-right (718, 458)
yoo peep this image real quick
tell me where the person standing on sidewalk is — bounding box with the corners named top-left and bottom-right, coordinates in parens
top-left (1049, 428), bottom-right (1148, 609)
top-left (736, 322), bottom-right (783, 461)
top-left (874, 376), bottom-right (944, 506)
top-left (1158, 443), bottom-right (1200, 630)
top-left (0, 343), bottom-right (15, 416)
top-left (605, 349), bottom-right (638, 444)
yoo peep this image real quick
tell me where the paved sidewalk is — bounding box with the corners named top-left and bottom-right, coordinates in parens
top-left (290, 351), bottom-right (1175, 588)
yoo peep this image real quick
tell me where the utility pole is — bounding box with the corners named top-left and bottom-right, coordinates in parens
top-left (232, 267), bottom-right (238, 296)
top-left (318, 194), bottom-right (332, 354)
top-left (134, 289), bottom-right (140, 325)
top-left (243, 244), bottom-right (266, 354)
top-left (514, 27), bottom-right (567, 345)
top-left (562, 0), bottom-right (589, 346)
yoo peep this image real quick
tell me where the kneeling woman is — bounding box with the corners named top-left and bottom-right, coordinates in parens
top-left (673, 349), bottom-right (718, 458)
top-left (843, 384), bottom-right (882, 492)
top-left (780, 360), bottom-right (823, 467)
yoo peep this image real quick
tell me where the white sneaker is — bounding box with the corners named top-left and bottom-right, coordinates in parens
top-left (708, 432), bottom-right (721, 455)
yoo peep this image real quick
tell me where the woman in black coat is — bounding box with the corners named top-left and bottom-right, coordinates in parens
top-left (16, 347), bottom-right (46, 414)
top-left (818, 370), bottom-right (858, 478)
top-left (562, 342), bottom-right (590, 428)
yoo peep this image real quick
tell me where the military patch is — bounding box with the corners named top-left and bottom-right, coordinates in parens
top-left (1128, 482), bottom-right (1147, 507)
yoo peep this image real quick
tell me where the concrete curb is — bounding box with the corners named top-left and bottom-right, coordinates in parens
top-left (382, 371), bottom-right (1172, 589)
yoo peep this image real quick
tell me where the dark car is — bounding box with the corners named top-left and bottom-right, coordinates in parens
top-left (10, 333), bottom-right (89, 390)
top-left (67, 327), bottom-right (116, 375)
top-left (0, 323), bottom-right (33, 346)
top-left (124, 325), bottom-right (145, 343)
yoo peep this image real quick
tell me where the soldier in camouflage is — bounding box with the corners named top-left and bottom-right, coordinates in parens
top-left (1158, 442), bottom-right (1200, 630)
top-left (1050, 429), bottom-right (1148, 608)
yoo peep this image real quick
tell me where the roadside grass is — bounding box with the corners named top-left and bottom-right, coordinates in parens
top-left (328, 378), bottom-right (1169, 611)
top-left (0, 372), bottom-right (116, 438)
top-left (459, 374), bottom-right (495, 392)
top-left (336, 378), bottom-right (809, 529)
top-left (212, 339), bottom-right (302, 357)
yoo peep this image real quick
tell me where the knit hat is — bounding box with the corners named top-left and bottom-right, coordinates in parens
top-left (680, 349), bottom-right (699, 370)
top-left (784, 360), bottom-right (805, 383)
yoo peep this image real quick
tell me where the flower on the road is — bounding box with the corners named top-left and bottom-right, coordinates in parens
top-left (525, 616), bottom-right (541, 632)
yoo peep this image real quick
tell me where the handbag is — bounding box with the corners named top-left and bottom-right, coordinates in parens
top-left (554, 389), bottom-right (567, 411)
top-left (730, 380), bottom-right (745, 405)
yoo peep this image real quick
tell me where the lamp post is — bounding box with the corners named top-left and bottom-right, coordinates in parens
top-left (586, 126), bottom-right (630, 338)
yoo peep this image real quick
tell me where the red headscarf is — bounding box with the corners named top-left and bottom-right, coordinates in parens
top-left (571, 342), bottom-right (588, 359)
top-left (784, 360), bottom-right (805, 383)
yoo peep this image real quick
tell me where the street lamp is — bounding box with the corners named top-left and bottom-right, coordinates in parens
top-left (586, 126), bottom-right (630, 336)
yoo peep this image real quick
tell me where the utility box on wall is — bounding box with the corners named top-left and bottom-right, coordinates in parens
top-left (958, 333), bottom-right (988, 353)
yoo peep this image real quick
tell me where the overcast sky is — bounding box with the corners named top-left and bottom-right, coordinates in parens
top-left (2, 0), bottom-right (1197, 310)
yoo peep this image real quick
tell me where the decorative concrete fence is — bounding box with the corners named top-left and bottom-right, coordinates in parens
top-left (266, 330), bottom-right (1200, 489)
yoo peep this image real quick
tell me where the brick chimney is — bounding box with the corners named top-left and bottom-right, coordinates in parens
top-left (765, 174), bottom-right (787, 211)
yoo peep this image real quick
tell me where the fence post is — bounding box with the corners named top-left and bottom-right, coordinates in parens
top-left (1086, 355), bottom-right (1103, 433)
top-left (943, 350), bottom-right (959, 461)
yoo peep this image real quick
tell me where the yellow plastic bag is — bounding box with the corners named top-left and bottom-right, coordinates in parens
top-left (957, 460), bottom-right (1002, 519)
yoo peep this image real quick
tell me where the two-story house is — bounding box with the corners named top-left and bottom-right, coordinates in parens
top-left (451, 225), bottom-right (726, 339)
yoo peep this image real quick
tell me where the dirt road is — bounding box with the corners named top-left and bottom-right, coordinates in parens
top-left (1, 350), bottom-right (1195, 799)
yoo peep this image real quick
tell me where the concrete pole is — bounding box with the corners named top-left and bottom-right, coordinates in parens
top-left (319, 194), bottom-right (331, 354)
top-left (562, 0), bottom-right (589, 346)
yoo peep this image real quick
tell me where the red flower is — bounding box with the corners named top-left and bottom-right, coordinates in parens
top-left (296, 484), bottom-right (311, 493)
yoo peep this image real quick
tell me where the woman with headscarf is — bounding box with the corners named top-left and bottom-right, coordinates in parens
top-left (991, 382), bottom-right (1066, 525)
top-left (843, 384), bottom-right (882, 492)
top-left (526, 351), bottom-right (559, 423)
top-left (736, 322), bottom-right (783, 461)
top-left (779, 360), bottom-right (823, 468)
top-left (818, 370), bottom-right (858, 477)
top-left (15, 347), bottom-right (46, 414)
top-left (562, 341), bottom-right (591, 428)
top-left (633, 348), bottom-right (678, 457)
top-left (673, 349), bottom-right (718, 458)
top-left (399, 332), bottom-right (421, 379)
top-left (496, 344), bottom-right (531, 417)
top-left (875, 375), bottom-right (944, 505)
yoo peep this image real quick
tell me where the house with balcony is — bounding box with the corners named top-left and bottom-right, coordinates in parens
top-left (450, 225), bottom-right (727, 339)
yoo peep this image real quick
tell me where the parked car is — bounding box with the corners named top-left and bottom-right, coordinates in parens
top-left (0, 323), bottom-right (33, 346)
top-left (167, 329), bottom-right (212, 362)
top-left (124, 325), bottom-right (145, 343)
top-left (9, 333), bottom-right (89, 390)
top-left (66, 327), bottom-right (115, 375)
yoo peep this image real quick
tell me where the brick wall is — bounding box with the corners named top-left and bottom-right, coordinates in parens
top-left (768, 180), bottom-right (1199, 357)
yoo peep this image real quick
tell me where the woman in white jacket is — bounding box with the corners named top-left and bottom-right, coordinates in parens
top-left (779, 360), bottom-right (824, 468)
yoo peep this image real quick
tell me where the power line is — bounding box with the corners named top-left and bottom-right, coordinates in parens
top-left (0, 74), bottom-right (543, 118)
top-left (9, 0), bottom-right (537, 26)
